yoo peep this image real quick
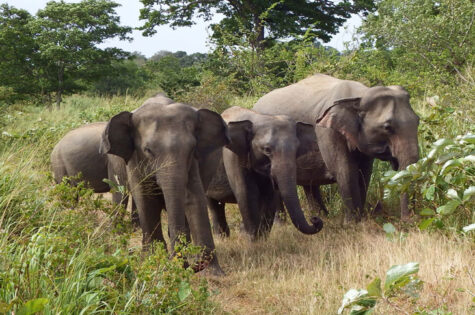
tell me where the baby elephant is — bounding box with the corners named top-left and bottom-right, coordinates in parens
top-left (51, 123), bottom-right (138, 224)
top-left (203, 107), bottom-right (324, 240)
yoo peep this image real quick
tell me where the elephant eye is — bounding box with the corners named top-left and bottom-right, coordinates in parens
top-left (263, 146), bottom-right (272, 155)
top-left (144, 146), bottom-right (154, 157)
top-left (382, 122), bottom-right (394, 134)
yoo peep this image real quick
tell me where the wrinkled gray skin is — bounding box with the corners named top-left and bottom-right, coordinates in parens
top-left (51, 123), bottom-right (139, 225)
top-left (254, 74), bottom-right (420, 222)
top-left (100, 94), bottom-right (229, 275)
top-left (203, 107), bottom-right (323, 240)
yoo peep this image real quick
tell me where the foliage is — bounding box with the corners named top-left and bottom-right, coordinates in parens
top-left (0, 96), bottom-right (214, 314)
top-left (0, 5), bottom-right (38, 103)
top-left (179, 71), bottom-right (234, 113)
top-left (139, 0), bottom-right (375, 50)
top-left (143, 54), bottom-right (202, 98)
top-left (384, 132), bottom-right (474, 231)
top-left (360, 0), bottom-right (475, 87)
top-left (91, 59), bottom-right (149, 96)
top-left (0, 1), bottom-right (132, 106)
top-left (338, 262), bottom-right (422, 314)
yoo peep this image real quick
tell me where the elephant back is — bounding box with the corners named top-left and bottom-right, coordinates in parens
top-left (253, 74), bottom-right (367, 125)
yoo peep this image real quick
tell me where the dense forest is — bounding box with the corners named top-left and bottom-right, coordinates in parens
top-left (0, 0), bottom-right (473, 314)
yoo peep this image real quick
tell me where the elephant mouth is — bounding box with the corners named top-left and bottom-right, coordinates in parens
top-left (372, 145), bottom-right (392, 160)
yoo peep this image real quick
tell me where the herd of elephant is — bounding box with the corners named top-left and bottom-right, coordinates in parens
top-left (50, 74), bottom-right (420, 275)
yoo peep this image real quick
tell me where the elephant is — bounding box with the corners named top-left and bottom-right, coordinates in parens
top-left (100, 94), bottom-right (229, 275)
top-left (203, 106), bottom-right (324, 240)
top-left (253, 74), bottom-right (420, 222)
top-left (51, 122), bottom-right (139, 225)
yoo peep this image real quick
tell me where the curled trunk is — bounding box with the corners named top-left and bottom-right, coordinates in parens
top-left (272, 162), bottom-right (323, 235)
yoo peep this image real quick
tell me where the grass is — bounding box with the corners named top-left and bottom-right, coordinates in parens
top-left (210, 210), bottom-right (474, 314)
top-left (0, 90), bottom-right (473, 314)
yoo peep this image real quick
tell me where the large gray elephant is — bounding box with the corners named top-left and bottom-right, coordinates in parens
top-left (253, 74), bottom-right (420, 222)
top-left (203, 106), bottom-right (323, 240)
top-left (100, 95), bottom-right (229, 275)
top-left (51, 122), bottom-right (138, 224)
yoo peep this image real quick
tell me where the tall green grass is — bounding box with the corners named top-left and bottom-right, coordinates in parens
top-left (0, 95), bottom-right (215, 314)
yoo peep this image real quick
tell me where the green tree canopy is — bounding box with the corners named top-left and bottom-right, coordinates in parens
top-left (0, 0), bottom-right (132, 105)
top-left (139, 0), bottom-right (375, 50)
top-left (360, 0), bottom-right (474, 84)
top-left (0, 5), bottom-right (38, 100)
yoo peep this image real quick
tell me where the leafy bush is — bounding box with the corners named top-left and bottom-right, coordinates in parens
top-left (338, 262), bottom-right (422, 314)
top-left (0, 96), bottom-right (214, 313)
top-left (179, 71), bottom-right (234, 113)
top-left (384, 133), bottom-right (474, 231)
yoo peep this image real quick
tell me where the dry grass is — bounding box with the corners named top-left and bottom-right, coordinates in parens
top-left (205, 206), bottom-right (474, 314)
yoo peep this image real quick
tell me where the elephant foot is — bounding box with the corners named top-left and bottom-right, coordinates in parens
top-left (342, 213), bottom-right (361, 226)
top-left (192, 254), bottom-right (225, 276)
top-left (212, 225), bottom-right (230, 238)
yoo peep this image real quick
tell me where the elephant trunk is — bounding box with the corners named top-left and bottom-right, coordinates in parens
top-left (272, 161), bottom-right (323, 235)
top-left (156, 162), bottom-right (189, 246)
top-left (391, 135), bottom-right (420, 220)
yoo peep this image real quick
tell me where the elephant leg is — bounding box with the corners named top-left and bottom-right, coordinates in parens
top-left (208, 198), bottom-right (230, 237)
top-left (130, 197), bottom-right (140, 228)
top-left (223, 149), bottom-right (260, 239)
top-left (184, 160), bottom-right (223, 275)
top-left (303, 184), bottom-right (328, 216)
top-left (256, 177), bottom-right (277, 238)
top-left (317, 130), bottom-right (363, 223)
top-left (274, 193), bottom-right (286, 224)
top-left (128, 170), bottom-right (165, 249)
top-left (357, 158), bottom-right (374, 217)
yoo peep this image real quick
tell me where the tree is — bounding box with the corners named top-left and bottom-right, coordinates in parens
top-left (0, 5), bottom-right (39, 102)
top-left (360, 0), bottom-right (474, 84)
top-left (29, 0), bottom-right (132, 106)
top-left (139, 0), bottom-right (375, 51)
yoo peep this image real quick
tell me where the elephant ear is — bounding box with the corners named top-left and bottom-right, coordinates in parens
top-left (296, 122), bottom-right (317, 157)
top-left (100, 111), bottom-right (134, 163)
top-left (316, 97), bottom-right (361, 150)
top-left (195, 109), bottom-right (230, 159)
top-left (226, 120), bottom-right (253, 157)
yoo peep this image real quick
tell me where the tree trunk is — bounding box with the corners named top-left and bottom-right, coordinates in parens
top-left (56, 63), bottom-right (64, 108)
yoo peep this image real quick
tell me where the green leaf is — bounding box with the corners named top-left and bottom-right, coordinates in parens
top-left (383, 223), bottom-right (396, 235)
top-left (433, 138), bottom-right (454, 148)
top-left (178, 281), bottom-right (191, 302)
top-left (419, 208), bottom-right (435, 216)
top-left (424, 185), bottom-right (436, 201)
top-left (436, 200), bottom-right (461, 215)
top-left (446, 188), bottom-right (460, 201)
top-left (418, 218), bottom-right (435, 230)
top-left (17, 298), bottom-right (48, 315)
top-left (389, 170), bottom-right (411, 183)
top-left (338, 289), bottom-right (370, 314)
top-left (462, 224), bottom-right (475, 233)
top-left (384, 262), bottom-right (419, 292)
top-left (461, 155), bottom-right (475, 163)
top-left (463, 186), bottom-right (475, 202)
top-left (441, 159), bottom-right (462, 175)
top-left (460, 134), bottom-right (475, 144)
top-left (366, 278), bottom-right (382, 297)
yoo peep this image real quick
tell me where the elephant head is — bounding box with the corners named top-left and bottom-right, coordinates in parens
top-left (100, 102), bottom-right (229, 247)
top-left (316, 86), bottom-right (420, 218)
top-left (226, 115), bottom-right (323, 235)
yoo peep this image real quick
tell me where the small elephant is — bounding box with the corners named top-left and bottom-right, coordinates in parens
top-left (254, 74), bottom-right (420, 222)
top-left (51, 122), bottom-right (138, 225)
top-left (203, 106), bottom-right (323, 240)
top-left (100, 95), bottom-right (229, 275)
